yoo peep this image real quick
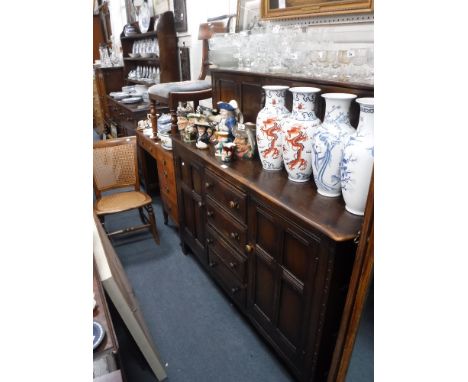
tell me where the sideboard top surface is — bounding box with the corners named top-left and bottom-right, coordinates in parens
top-left (173, 136), bottom-right (363, 242)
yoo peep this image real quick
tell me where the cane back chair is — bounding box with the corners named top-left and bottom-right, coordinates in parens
top-left (93, 136), bottom-right (160, 244)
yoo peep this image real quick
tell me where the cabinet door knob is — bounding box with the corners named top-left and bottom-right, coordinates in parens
top-left (198, 201), bottom-right (204, 207)
top-left (245, 244), bottom-right (253, 253)
top-left (228, 262), bottom-right (236, 269)
top-left (231, 287), bottom-right (239, 294)
top-left (209, 261), bottom-right (217, 268)
top-left (164, 170), bottom-right (168, 177)
top-left (230, 232), bottom-right (239, 240)
top-left (228, 200), bottom-right (239, 209)
top-left (205, 182), bottom-right (212, 189)
top-left (207, 210), bottom-right (214, 217)
top-left (206, 238), bottom-right (213, 244)
top-left (181, 161), bottom-right (185, 166)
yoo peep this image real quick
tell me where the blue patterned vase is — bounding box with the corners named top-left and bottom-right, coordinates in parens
top-left (256, 86), bottom-right (290, 170)
top-left (311, 93), bottom-right (357, 197)
top-left (281, 87), bottom-right (321, 182)
top-left (341, 98), bottom-right (374, 215)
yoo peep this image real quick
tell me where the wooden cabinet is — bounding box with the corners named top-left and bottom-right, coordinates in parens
top-left (94, 66), bottom-right (125, 129)
top-left (120, 11), bottom-right (180, 87)
top-left (172, 135), bottom-right (362, 382)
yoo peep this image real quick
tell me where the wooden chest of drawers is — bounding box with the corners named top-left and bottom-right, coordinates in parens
top-left (172, 135), bottom-right (363, 382)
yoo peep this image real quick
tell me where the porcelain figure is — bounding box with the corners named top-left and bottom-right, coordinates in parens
top-left (280, 87), bottom-right (321, 182)
top-left (311, 93), bottom-right (357, 197)
top-left (341, 97), bottom-right (374, 215)
top-left (256, 86), bottom-right (290, 170)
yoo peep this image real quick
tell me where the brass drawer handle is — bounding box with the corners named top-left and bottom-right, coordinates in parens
top-left (205, 182), bottom-right (212, 189)
top-left (229, 262), bottom-right (237, 269)
top-left (245, 244), bottom-right (253, 253)
top-left (231, 287), bottom-right (239, 294)
top-left (230, 232), bottom-right (239, 240)
top-left (207, 210), bottom-right (214, 217)
top-left (228, 200), bottom-right (239, 209)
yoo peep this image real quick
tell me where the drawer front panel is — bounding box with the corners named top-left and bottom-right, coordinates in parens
top-left (208, 248), bottom-right (246, 308)
top-left (206, 227), bottom-right (247, 282)
top-left (206, 197), bottom-right (247, 253)
top-left (205, 169), bottom-right (247, 224)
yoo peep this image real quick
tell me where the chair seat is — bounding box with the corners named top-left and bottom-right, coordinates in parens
top-left (95, 191), bottom-right (152, 215)
top-left (148, 80), bottom-right (211, 99)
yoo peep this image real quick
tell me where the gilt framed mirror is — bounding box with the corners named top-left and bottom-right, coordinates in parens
top-left (261, 0), bottom-right (373, 20)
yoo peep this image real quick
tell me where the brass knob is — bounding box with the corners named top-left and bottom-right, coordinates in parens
top-left (230, 232), bottom-right (239, 240)
top-left (245, 244), bottom-right (253, 253)
top-left (198, 201), bottom-right (204, 207)
top-left (229, 262), bottom-right (236, 269)
top-left (207, 210), bottom-right (214, 217)
top-left (205, 182), bottom-right (212, 188)
top-left (228, 200), bottom-right (239, 209)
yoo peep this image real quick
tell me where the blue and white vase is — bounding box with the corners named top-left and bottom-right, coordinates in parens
top-left (311, 93), bottom-right (357, 197)
top-left (341, 98), bottom-right (374, 215)
top-left (281, 87), bottom-right (321, 182)
top-left (256, 85), bottom-right (290, 170)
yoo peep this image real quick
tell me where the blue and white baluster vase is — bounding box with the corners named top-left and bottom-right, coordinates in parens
top-left (256, 85), bottom-right (290, 170)
top-left (281, 87), bottom-right (321, 182)
top-left (341, 98), bottom-right (374, 215)
top-left (311, 93), bottom-right (357, 197)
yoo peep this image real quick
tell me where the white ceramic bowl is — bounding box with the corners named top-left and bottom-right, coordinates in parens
top-left (128, 53), bottom-right (140, 58)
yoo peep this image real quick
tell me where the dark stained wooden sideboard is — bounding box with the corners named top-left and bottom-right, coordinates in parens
top-left (171, 70), bottom-right (373, 381)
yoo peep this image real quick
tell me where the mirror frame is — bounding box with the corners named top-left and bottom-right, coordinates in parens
top-left (261, 0), bottom-right (373, 20)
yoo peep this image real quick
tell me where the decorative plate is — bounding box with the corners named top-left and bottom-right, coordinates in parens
top-left (121, 97), bottom-right (142, 104)
top-left (93, 321), bottom-right (106, 350)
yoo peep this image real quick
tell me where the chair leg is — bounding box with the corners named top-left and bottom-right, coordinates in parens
top-left (145, 203), bottom-right (160, 245)
top-left (138, 207), bottom-right (147, 225)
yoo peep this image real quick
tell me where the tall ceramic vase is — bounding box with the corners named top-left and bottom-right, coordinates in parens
top-left (341, 98), bottom-right (374, 215)
top-left (311, 93), bottom-right (357, 197)
top-left (256, 85), bottom-right (290, 170)
top-left (281, 87), bottom-right (321, 182)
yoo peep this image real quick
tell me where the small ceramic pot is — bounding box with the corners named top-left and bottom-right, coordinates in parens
top-left (221, 142), bottom-right (236, 162)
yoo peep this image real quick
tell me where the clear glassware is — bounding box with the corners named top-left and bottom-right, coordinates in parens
top-left (338, 49), bottom-right (352, 81)
top-left (351, 48), bottom-right (368, 82)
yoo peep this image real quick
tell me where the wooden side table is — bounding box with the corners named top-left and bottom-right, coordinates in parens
top-left (136, 130), bottom-right (179, 226)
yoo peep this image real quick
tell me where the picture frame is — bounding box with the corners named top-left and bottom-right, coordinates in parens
top-left (236, 0), bottom-right (261, 32)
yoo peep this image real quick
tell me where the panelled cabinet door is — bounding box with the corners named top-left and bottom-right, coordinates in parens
top-left (247, 198), bottom-right (321, 372)
top-left (173, 148), bottom-right (206, 263)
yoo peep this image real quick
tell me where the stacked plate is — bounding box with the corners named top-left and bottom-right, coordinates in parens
top-left (109, 92), bottom-right (130, 100)
top-left (121, 96), bottom-right (142, 104)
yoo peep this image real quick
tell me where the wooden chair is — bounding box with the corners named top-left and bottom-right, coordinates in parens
top-left (93, 136), bottom-right (160, 245)
top-left (148, 15), bottom-right (235, 136)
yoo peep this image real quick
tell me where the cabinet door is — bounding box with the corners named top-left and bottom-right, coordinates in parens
top-left (173, 147), bottom-right (206, 264)
top-left (247, 198), bottom-right (321, 371)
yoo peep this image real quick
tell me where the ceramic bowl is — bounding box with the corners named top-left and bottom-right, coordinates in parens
top-left (128, 53), bottom-right (140, 58)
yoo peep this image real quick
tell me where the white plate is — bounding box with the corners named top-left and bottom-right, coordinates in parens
top-left (110, 92), bottom-right (130, 100)
top-left (121, 97), bottom-right (142, 104)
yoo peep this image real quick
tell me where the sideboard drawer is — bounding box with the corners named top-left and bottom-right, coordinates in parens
top-left (206, 196), bottom-right (247, 253)
top-left (205, 168), bottom-right (247, 224)
top-left (208, 248), bottom-right (246, 308)
top-left (207, 227), bottom-right (247, 282)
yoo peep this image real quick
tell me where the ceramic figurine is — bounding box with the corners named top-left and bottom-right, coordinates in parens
top-left (281, 87), bottom-right (321, 182)
top-left (182, 124), bottom-right (197, 143)
top-left (215, 131), bottom-right (230, 157)
top-left (217, 100), bottom-right (243, 140)
top-left (311, 93), bottom-right (357, 197)
top-left (256, 85), bottom-right (290, 170)
top-left (195, 123), bottom-right (212, 150)
top-left (233, 122), bottom-right (256, 159)
top-left (221, 142), bottom-right (236, 162)
top-left (341, 97), bottom-right (374, 215)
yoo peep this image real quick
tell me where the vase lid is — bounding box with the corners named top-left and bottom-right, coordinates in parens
top-left (289, 87), bottom-right (321, 94)
top-left (322, 93), bottom-right (357, 100)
